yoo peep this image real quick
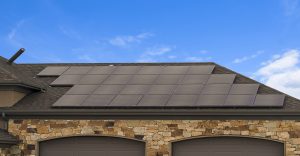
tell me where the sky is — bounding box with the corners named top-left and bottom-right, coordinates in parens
top-left (0, 0), bottom-right (300, 98)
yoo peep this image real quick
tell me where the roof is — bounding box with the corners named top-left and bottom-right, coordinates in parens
top-left (0, 129), bottom-right (19, 147)
top-left (0, 56), bottom-right (44, 90)
top-left (1, 62), bottom-right (300, 119)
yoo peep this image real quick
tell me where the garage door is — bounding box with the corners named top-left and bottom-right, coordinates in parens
top-left (172, 136), bottom-right (284, 156)
top-left (39, 136), bottom-right (145, 156)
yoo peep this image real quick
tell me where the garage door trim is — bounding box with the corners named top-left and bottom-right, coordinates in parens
top-left (36, 135), bottom-right (146, 156)
top-left (170, 135), bottom-right (285, 156)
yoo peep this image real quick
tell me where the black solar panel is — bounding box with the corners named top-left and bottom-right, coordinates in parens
top-left (82, 95), bottom-right (115, 106)
top-left (166, 95), bottom-right (198, 106)
top-left (48, 65), bottom-right (285, 108)
top-left (109, 95), bottom-right (142, 106)
top-left (37, 66), bottom-right (69, 76)
top-left (137, 95), bottom-right (169, 106)
top-left (66, 85), bottom-right (99, 95)
top-left (254, 95), bottom-right (285, 107)
top-left (187, 65), bottom-right (215, 74)
top-left (64, 66), bottom-right (93, 75)
top-left (51, 75), bottom-right (83, 86)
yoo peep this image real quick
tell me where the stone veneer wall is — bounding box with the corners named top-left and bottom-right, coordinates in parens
top-left (1, 120), bottom-right (300, 156)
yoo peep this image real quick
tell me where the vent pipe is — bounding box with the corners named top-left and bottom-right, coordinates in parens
top-left (7, 48), bottom-right (25, 64)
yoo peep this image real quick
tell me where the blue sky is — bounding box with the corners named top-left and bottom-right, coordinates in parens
top-left (1, 0), bottom-right (300, 98)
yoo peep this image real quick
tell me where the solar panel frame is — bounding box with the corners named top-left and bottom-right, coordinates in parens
top-left (201, 84), bottom-right (232, 95)
top-left (93, 85), bottom-right (125, 94)
top-left (147, 85), bottom-right (176, 94)
top-left (161, 66), bottom-right (189, 74)
top-left (174, 85), bottom-right (204, 94)
top-left (87, 66), bottom-right (116, 75)
top-left (77, 75), bottom-right (108, 85)
top-left (66, 85), bottom-right (99, 95)
top-left (224, 95), bottom-right (256, 107)
top-left (154, 75), bottom-right (184, 85)
top-left (136, 66), bottom-right (164, 75)
top-left (229, 84), bottom-right (259, 95)
top-left (52, 95), bottom-right (88, 107)
top-left (120, 85), bottom-right (151, 94)
top-left (127, 75), bottom-right (158, 84)
top-left (111, 66), bottom-right (141, 74)
top-left (82, 95), bottom-right (115, 106)
top-left (137, 95), bottom-right (170, 106)
top-left (102, 75), bottom-right (133, 84)
top-left (109, 95), bottom-right (143, 106)
top-left (180, 75), bottom-right (210, 84)
top-left (195, 95), bottom-right (227, 107)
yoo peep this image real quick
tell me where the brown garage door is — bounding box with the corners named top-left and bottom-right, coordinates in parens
top-left (39, 136), bottom-right (145, 156)
top-left (172, 136), bottom-right (284, 156)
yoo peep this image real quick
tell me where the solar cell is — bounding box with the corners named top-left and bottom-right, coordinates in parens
top-left (207, 74), bottom-right (236, 84)
top-left (111, 66), bottom-right (141, 74)
top-left (161, 66), bottom-right (189, 74)
top-left (51, 75), bottom-right (83, 86)
top-left (196, 95), bottom-right (227, 106)
top-left (201, 84), bottom-right (232, 95)
top-left (66, 85), bottom-right (99, 95)
top-left (109, 95), bottom-right (143, 106)
top-left (174, 85), bottom-right (204, 94)
top-left (137, 95), bottom-right (169, 106)
top-left (187, 65), bottom-right (215, 74)
top-left (166, 95), bottom-right (198, 106)
top-left (82, 95), bottom-right (115, 106)
top-left (229, 84), bottom-right (259, 95)
top-left (63, 66), bottom-right (93, 75)
top-left (37, 66), bottom-right (69, 76)
top-left (155, 75), bottom-right (184, 84)
top-left (120, 85), bottom-right (150, 94)
top-left (52, 95), bottom-right (88, 107)
top-left (127, 75), bottom-right (158, 84)
top-left (102, 75), bottom-right (132, 84)
top-left (137, 66), bottom-right (163, 74)
top-left (147, 85), bottom-right (176, 94)
top-left (254, 94), bottom-right (285, 107)
top-left (181, 75), bottom-right (210, 84)
top-left (93, 85), bottom-right (124, 94)
top-left (78, 75), bottom-right (108, 85)
top-left (224, 95), bottom-right (256, 107)
top-left (88, 66), bottom-right (116, 74)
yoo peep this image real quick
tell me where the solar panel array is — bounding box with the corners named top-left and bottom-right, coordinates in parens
top-left (37, 65), bottom-right (285, 108)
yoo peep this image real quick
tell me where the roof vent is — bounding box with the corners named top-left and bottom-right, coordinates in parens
top-left (7, 48), bottom-right (25, 64)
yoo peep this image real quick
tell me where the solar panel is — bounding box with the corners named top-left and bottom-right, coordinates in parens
top-left (93, 85), bottom-right (124, 94)
top-left (254, 94), bottom-right (285, 107)
top-left (52, 95), bottom-right (88, 107)
top-left (137, 95), bottom-right (169, 106)
top-left (51, 75), bottom-right (83, 86)
top-left (37, 66), bottom-right (69, 76)
top-left (229, 84), bottom-right (259, 95)
top-left (155, 75), bottom-right (184, 84)
top-left (127, 75), bottom-right (158, 84)
top-left (137, 66), bottom-right (163, 74)
top-left (147, 85), bottom-right (176, 94)
top-left (187, 65), bottom-right (215, 74)
top-left (174, 85), bottom-right (204, 94)
top-left (224, 95), bottom-right (256, 107)
top-left (196, 95), bottom-right (227, 106)
top-left (109, 95), bottom-right (142, 106)
top-left (82, 95), bottom-right (115, 106)
top-left (166, 95), bottom-right (198, 106)
top-left (102, 75), bottom-right (132, 84)
top-left (120, 85), bottom-right (150, 94)
top-left (66, 85), bottom-right (99, 95)
top-left (201, 84), bottom-right (232, 95)
top-left (78, 75), bottom-right (108, 85)
top-left (63, 66), bottom-right (93, 75)
top-left (181, 75), bottom-right (210, 84)
top-left (161, 66), bottom-right (189, 74)
top-left (207, 74), bottom-right (236, 84)
top-left (111, 66), bottom-right (141, 74)
top-left (88, 66), bottom-right (116, 74)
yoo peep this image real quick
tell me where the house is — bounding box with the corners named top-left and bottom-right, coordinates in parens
top-left (0, 49), bottom-right (300, 156)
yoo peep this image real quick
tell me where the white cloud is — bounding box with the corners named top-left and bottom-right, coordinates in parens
top-left (282, 0), bottom-right (300, 16)
top-left (7, 19), bottom-right (25, 46)
top-left (109, 32), bottom-right (153, 47)
top-left (233, 51), bottom-right (264, 64)
top-left (137, 46), bottom-right (173, 62)
top-left (255, 49), bottom-right (300, 99)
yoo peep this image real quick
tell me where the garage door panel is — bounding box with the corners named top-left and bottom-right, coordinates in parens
top-left (39, 136), bottom-right (145, 156)
top-left (172, 137), bottom-right (284, 156)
